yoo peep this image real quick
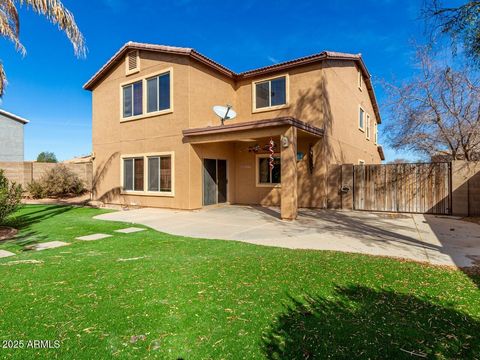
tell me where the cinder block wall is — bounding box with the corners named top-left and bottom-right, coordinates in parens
top-left (0, 162), bottom-right (93, 190)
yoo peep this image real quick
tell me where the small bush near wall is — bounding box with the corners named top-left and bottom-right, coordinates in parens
top-left (0, 169), bottom-right (22, 224)
top-left (27, 164), bottom-right (85, 199)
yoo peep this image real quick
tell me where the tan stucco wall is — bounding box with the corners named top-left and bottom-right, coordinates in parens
top-left (90, 50), bottom-right (381, 209)
top-left (234, 60), bottom-right (381, 165)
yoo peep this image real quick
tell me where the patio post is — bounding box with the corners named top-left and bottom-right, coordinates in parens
top-left (280, 126), bottom-right (298, 220)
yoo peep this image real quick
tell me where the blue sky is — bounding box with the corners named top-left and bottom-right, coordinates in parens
top-left (0, 0), bottom-right (450, 161)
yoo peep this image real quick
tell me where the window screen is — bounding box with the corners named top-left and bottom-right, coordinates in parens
top-left (123, 159), bottom-right (133, 190)
top-left (123, 81), bottom-right (143, 118)
top-left (148, 157), bottom-right (160, 191)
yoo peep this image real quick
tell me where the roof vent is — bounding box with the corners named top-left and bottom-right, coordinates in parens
top-left (126, 50), bottom-right (140, 75)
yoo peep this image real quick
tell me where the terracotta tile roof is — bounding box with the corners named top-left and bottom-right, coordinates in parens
top-left (83, 42), bottom-right (381, 123)
top-left (238, 51), bottom-right (365, 77)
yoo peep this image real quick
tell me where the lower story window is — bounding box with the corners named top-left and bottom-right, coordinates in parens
top-left (148, 156), bottom-right (172, 192)
top-left (123, 154), bottom-right (173, 194)
top-left (123, 157), bottom-right (144, 191)
top-left (258, 156), bottom-right (281, 184)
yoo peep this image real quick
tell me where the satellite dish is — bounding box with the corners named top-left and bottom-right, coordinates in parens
top-left (213, 105), bottom-right (236, 125)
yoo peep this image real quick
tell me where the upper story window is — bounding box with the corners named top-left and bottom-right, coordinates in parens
top-left (374, 122), bottom-right (378, 144)
top-left (121, 68), bottom-right (172, 121)
top-left (359, 107), bottom-right (365, 131)
top-left (253, 75), bottom-right (287, 111)
top-left (147, 72), bottom-right (171, 113)
top-left (123, 81), bottom-right (143, 118)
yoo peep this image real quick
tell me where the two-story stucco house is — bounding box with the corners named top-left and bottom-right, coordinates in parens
top-left (0, 109), bottom-right (29, 162)
top-left (84, 42), bottom-right (384, 220)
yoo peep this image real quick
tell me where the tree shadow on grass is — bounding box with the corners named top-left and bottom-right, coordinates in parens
top-left (5, 205), bottom-right (74, 229)
top-left (2, 205), bottom-right (74, 248)
top-left (262, 285), bottom-right (480, 359)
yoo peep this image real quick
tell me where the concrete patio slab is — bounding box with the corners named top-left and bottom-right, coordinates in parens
top-left (114, 227), bottom-right (146, 234)
top-left (95, 206), bottom-right (480, 268)
top-left (76, 233), bottom-right (112, 241)
top-left (34, 241), bottom-right (70, 251)
top-left (0, 250), bottom-right (16, 258)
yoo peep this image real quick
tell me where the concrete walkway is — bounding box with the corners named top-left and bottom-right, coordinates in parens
top-left (95, 206), bottom-right (480, 268)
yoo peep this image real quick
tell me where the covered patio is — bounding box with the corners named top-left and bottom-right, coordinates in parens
top-left (183, 117), bottom-right (324, 220)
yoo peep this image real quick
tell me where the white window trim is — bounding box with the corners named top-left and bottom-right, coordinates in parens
top-left (255, 153), bottom-right (281, 188)
top-left (366, 113), bottom-right (371, 140)
top-left (252, 74), bottom-right (290, 113)
top-left (358, 68), bottom-right (363, 91)
top-left (120, 152), bottom-right (175, 197)
top-left (358, 105), bottom-right (365, 132)
top-left (374, 122), bottom-right (378, 145)
top-left (120, 67), bottom-right (174, 123)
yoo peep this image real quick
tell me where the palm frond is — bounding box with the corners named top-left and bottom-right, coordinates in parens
top-left (0, 61), bottom-right (7, 97)
top-left (0, 0), bottom-right (25, 55)
top-left (19, 0), bottom-right (86, 57)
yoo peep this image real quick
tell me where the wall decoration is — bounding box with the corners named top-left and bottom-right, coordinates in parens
top-left (308, 144), bottom-right (314, 174)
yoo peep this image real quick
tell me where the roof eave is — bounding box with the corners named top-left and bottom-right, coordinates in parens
top-left (83, 42), bottom-right (235, 90)
top-left (0, 109), bottom-right (29, 124)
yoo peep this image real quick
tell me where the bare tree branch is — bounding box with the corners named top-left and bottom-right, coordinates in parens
top-left (384, 47), bottom-right (480, 161)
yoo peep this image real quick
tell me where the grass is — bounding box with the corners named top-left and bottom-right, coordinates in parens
top-left (0, 205), bottom-right (479, 359)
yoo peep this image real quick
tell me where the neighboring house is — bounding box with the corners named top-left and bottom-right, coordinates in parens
top-left (84, 42), bottom-right (384, 219)
top-left (0, 109), bottom-right (29, 162)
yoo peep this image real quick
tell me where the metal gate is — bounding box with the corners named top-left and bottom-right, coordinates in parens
top-left (353, 163), bottom-right (452, 214)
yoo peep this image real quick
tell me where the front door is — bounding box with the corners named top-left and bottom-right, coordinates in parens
top-left (203, 159), bottom-right (227, 206)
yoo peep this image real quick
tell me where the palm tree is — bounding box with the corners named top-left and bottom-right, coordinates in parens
top-left (0, 0), bottom-right (85, 96)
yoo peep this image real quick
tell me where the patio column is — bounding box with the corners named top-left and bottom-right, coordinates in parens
top-left (280, 126), bottom-right (298, 220)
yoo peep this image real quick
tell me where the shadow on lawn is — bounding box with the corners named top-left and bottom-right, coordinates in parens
top-left (262, 285), bottom-right (480, 359)
top-left (2, 205), bottom-right (74, 248)
top-left (7, 205), bottom-right (74, 229)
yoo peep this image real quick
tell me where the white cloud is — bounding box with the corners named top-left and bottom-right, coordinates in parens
top-left (268, 56), bottom-right (279, 64)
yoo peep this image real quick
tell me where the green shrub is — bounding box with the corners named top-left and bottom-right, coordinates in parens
top-left (27, 164), bottom-right (85, 199)
top-left (26, 180), bottom-right (46, 199)
top-left (0, 169), bottom-right (23, 224)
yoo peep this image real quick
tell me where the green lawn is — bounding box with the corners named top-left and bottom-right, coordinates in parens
top-left (0, 205), bottom-right (479, 359)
